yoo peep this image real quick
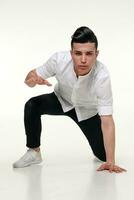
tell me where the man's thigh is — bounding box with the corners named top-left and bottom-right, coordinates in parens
top-left (28, 92), bottom-right (64, 115)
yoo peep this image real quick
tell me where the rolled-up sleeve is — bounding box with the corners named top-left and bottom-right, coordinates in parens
top-left (95, 75), bottom-right (113, 116)
top-left (36, 53), bottom-right (57, 79)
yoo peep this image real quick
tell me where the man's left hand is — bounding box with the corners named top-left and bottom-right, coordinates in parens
top-left (97, 162), bottom-right (127, 173)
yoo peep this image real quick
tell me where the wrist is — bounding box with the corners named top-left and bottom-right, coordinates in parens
top-left (106, 153), bottom-right (115, 164)
top-left (106, 159), bottom-right (115, 165)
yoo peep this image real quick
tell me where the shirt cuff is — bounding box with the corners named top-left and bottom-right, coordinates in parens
top-left (35, 68), bottom-right (48, 79)
top-left (98, 105), bottom-right (113, 116)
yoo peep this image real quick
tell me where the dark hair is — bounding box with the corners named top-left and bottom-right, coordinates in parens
top-left (71, 26), bottom-right (98, 49)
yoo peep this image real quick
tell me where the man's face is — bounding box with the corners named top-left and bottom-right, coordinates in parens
top-left (71, 42), bottom-right (99, 76)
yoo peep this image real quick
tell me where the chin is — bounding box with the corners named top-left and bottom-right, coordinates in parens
top-left (78, 71), bottom-right (88, 76)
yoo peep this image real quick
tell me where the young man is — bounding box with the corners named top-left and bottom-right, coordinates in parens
top-left (13, 26), bottom-right (126, 173)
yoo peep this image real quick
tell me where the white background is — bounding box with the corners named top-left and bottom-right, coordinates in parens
top-left (0, 0), bottom-right (134, 199)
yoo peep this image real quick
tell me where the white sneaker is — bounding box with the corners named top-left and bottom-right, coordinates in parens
top-left (13, 149), bottom-right (42, 168)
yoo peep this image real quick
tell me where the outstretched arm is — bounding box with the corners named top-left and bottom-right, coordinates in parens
top-left (97, 115), bottom-right (126, 173)
top-left (24, 69), bottom-right (52, 87)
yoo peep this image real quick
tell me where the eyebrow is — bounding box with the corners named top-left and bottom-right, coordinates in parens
top-left (74, 50), bottom-right (95, 53)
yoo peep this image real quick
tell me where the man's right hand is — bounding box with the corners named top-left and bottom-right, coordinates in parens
top-left (24, 69), bottom-right (52, 87)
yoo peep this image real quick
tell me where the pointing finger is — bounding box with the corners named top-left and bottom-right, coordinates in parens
top-left (43, 80), bottom-right (52, 86)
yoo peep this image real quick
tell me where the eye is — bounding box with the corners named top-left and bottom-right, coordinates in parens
top-left (86, 52), bottom-right (93, 56)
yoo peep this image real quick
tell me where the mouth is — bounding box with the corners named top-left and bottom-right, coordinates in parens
top-left (78, 65), bottom-right (88, 70)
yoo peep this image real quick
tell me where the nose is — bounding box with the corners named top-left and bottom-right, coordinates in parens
top-left (81, 55), bottom-right (86, 63)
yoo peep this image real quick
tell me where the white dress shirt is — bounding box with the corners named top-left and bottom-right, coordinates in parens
top-left (36, 51), bottom-right (113, 122)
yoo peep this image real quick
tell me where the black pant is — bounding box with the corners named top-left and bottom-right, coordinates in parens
top-left (24, 92), bottom-right (106, 161)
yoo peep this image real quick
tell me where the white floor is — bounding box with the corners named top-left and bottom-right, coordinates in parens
top-left (0, 102), bottom-right (133, 200)
top-left (0, 0), bottom-right (134, 199)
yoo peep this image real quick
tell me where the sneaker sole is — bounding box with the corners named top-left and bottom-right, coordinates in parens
top-left (13, 160), bottom-right (42, 168)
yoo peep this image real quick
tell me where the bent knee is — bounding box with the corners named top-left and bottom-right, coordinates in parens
top-left (24, 97), bottom-right (37, 112)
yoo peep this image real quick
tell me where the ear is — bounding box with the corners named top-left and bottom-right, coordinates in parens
top-left (96, 50), bottom-right (99, 57)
